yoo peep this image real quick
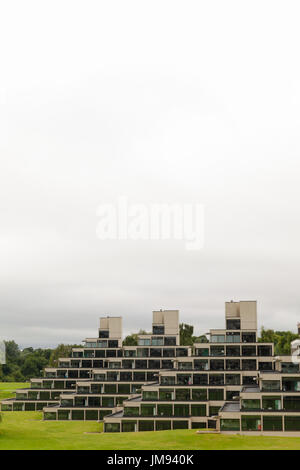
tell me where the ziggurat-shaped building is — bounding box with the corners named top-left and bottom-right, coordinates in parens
top-left (3, 300), bottom-right (300, 433)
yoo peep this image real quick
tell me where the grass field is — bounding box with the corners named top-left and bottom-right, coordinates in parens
top-left (0, 382), bottom-right (29, 401)
top-left (2, 383), bottom-right (300, 449)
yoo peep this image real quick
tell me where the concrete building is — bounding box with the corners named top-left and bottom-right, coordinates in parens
top-left (3, 301), bottom-right (300, 433)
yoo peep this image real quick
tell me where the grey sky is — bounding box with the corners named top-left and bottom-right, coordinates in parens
top-left (1, 1), bottom-right (300, 347)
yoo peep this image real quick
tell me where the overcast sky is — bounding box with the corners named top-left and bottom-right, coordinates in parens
top-left (1, 1), bottom-right (300, 347)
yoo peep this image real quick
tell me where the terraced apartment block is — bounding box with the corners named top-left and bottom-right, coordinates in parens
top-left (3, 301), bottom-right (300, 433)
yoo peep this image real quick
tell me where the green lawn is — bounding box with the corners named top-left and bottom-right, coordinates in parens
top-left (2, 383), bottom-right (300, 449)
top-left (0, 382), bottom-right (29, 401)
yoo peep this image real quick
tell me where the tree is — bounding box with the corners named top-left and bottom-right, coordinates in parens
top-left (49, 344), bottom-right (79, 367)
top-left (259, 327), bottom-right (299, 355)
top-left (179, 323), bottom-right (194, 345)
top-left (122, 329), bottom-right (150, 346)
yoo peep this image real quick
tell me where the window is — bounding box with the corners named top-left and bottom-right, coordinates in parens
top-left (242, 332), bottom-right (256, 343)
top-left (281, 362), bottom-right (299, 373)
top-left (100, 410), bottom-right (111, 419)
top-left (263, 416), bottom-right (282, 431)
top-left (258, 345), bottom-right (272, 356)
top-left (138, 339), bottom-right (151, 346)
top-left (283, 396), bottom-right (300, 411)
top-left (210, 346), bottom-right (224, 356)
top-left (104, 384), bottom-right (116, 393)
top-left (194, 359), bottom-right (208, 371)
top-left (226, 374), bottom-right (240, 385)
top-left (208, 389), bottom-right (224, 400)
top-left (226, 359), bottom-right (240, 370)
top-left (124, 349), bottom-right (136, 357)
top-left (88, 397), bottom-right (100, 407)
top-left (193, 374), bottom-right (208, 385)
top-left (151, 337), bottom-right (164, 346)
top-left (282, 377), bottom-right (300, 392)
top-left (139, 420), bottom-right (154, 431)
top-left (116, 384), bottom-right (129, 394)
top-left (108, 340), bottom-right (118, 348)
top-left (259, 362), bottom-right (273, 371)
top-left (1, 404), bottom-right (12, 411)
top-left (226, 332), bottom-right (240, 343)
top-left (178, 362), bottom-right (192, 370)
top-left (164, 337), bottom-right (176, 346)
top-left (262, 396), bottom-right (281, 410)
top-left (75, 397), bottom-right (86, 407)
top-left (262, 380), bottom-right (280, 392)
top-left (210, 359), bottom-right (224, 371)
top-left (122, 360), bottom-right (133, 369)
top-left (147, 372), bottom-right (157, 381)
top-left (177, 374), bottom-right (192, 385)
top-left (102, 397), bottom-right (114, 407)
top-left (174, 405), bottom-right (189, 416)
top-left (191, 405), bottom-right (206, 416)
top-left (157, 404), bottom-right (172, 416)
top-left (25, 403), bottom-right (35, 411)
top-left (161, 376), bottom-right (175, 386)
top-left (94, 373), bottom-right (106, 381)
top-left (99, 330), bottom-right (109, 338)
top-left (221, 419), bottom-right (240, 431)
top-left (192, 389), bottom-right (207, 400)
top-left (284, 416), bottom-right (300, 431)
top-left (124, 407), bottom-right (139, 416)
top-left (141, 404), bottom-right (155, 416)
top-left (159, 389), bottom-right (174, 400)
top-left (58, 410), bottom-right (70, 420)
top-left (135, 360), bottom-right (147, 369)
top-left (176, 348), bottom-right (188, 357)
top-left (226, 390), bottom-right (239, 400)
top-left (44, 412), bottom-right (56, 420)
top-left (242, 345), bottom-right (256, 356)
top-left (196, 348), bottom-right (209, 357)
top-left (105, 423), bottom-right (120, 432)
top-left (173, 421), bottom-right (188, 429)
top-left (150, 348), bottom-right (161, 357)
top-left (209, 374), bottom-right (224, 386)
top-left (163, 348), bottom-right (175, 357)
top-left (175, 389), bottom-right (190, 400)
top-left (211, 335), bottom-right (225, 343)
top-left (148, 360), bottom-right (160, 369)
top-left (143, 391), bottom-right (158, 400)
top-left (13, 403), bottom-right (24, 411)
top-left (71, 410), bottom-right (84, 420)
top-left (153, 325), bottom-right (164, 335)
top-left (95, 350), bottom-right (105, 357)
top-left (106, 372), bottom-right (117, 381)
top-left (241, 399), bottom-right (260, 410)
top-left (241, 416), bottom-right (261, 431)
top-left (209, 406), bottom-right (220, 416)
top-left (137, 348), bottom-right (149, 357)
top-left (120, 372), bottom-right (132, 381)
top-left (156, 421), bottom-right (171, 431)
top-left (85, 410), bottom-right (98, 421)
top-left (242, 376), bottom-right (256, 385)
top-left (226, 319), bottom-right (240, 330)
top-left (242, 359), bottom-right (256, 370)
top-left (162, 360), bottom-right (173, 369)
top-left (122, 421), bottom-right (137, 432)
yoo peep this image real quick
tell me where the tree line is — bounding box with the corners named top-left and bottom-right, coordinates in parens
top-left (1, 325), bottom-right (298, 382)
